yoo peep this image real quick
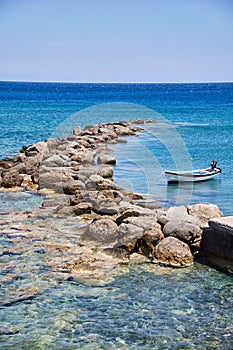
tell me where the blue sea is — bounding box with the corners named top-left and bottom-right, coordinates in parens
top-left (1, 81), bottom-right (233, 214)
top-left (0, 82), bottom-right (233, 349)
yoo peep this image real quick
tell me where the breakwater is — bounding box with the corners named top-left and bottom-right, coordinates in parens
top-left (0, 120), bottom-right (229, 287)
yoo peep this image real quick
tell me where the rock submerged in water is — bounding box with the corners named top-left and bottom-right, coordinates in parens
top-left (0, 120), bottom-right (226, 279)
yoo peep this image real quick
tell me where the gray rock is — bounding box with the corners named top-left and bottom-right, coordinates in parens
top-left (42, 154), bottom-right (70, 168)
top-left (157, 206), bottom-right (188, 226)
top-left (99, 126), bottom-right (118, 139)
top-left (188, 203), bottom-right (223, 226)
top-left (119, 202), bottom-right (155, 217)
top-left (1, 168), bottom-right (24, 188)
top-left (122, 216), bottom-right (157, 231)
top-left (90, 178), bottom-right (117, 192)
top-left (97, 167), bottom-right (114, 178)
top-left (152, 236), bottom-right (194, 267)
top-left (97, 155), bottom-right (116, 165)
top-left (163, 220), bottom-right (202, 245)
top-left (23, 156), bottom-right (40, 176)
top-left (46, 138), bottom-right (60, 150)
top-left (117, 223), bottom-right (144, 246)
top-left (82, 218), bottom-right (118, 245)
top-left (38, 171), bottom-right (73, 191)
top-left (82, 151), bottom-right (95, 165)
top-left (95, 205), bottom-right (119, 215)
top-left (23, 141), bottom-right (47, 157)
top-left (84, 189), bottom-right (123, 214)
top-left (70, 152), bottom-right (84, 163)
top-left (53, 205), bottom-right (77, 217)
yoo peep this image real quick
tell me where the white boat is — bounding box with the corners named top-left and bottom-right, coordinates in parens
top-left (165, 161), bottom-right (221, 183)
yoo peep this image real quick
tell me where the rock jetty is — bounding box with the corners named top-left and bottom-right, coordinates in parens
top-left (0, 120), bottom-right (228, 289)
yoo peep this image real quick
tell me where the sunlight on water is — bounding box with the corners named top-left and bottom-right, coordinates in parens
top-left (1, 82), bottom-right (233, 349)
top-left (0, 264), bottom-right (232, 349)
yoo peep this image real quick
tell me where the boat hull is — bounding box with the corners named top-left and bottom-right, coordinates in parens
top-left (165, 168), bottom-right (221, 183)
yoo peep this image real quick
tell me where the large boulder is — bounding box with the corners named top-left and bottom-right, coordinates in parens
top-left (163, 220), bottom-right (202, 246)
top-left (1, 167), bottom-right (24, 187)
top-left (117, 223), bottom-right (144, 250)
top-left (157, 206), bottom-right (188, 226)
top-left (42, 154), bottom-right (70, 168)
top-left (122, 216), bottom-right (158, 231)
top-left (119, 202), bottom-right (156, 217)
top-left (84, 189), bottom-right (122, 215)
top-left (97, 167), bottom-right (114, 178)
top-left (24, 156), bottom-right (40, 176)
top-left (85, 175), bottom-right (116, 192)
top-left (46, 138), bottom-right (60, 151)
top-left (152, 237), bottom-right (194, 267)
top-left (82, 151), bottom-right (95, 165)
top-left (81, 218), bottom-right (118, 245)
top-left (23, 141), bottom-right (47, 157)
top-left (187, 203), bottom-right (223, 226)
top-left (38, 171), bottom-right (73, 192)
top-left (97, 155), bottom-right (116, 165)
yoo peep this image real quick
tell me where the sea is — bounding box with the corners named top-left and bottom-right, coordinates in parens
top-left (0, 82), bottom-right (232, 349)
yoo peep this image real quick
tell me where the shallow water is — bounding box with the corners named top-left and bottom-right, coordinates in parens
top-left (112, 123), bottom-right (233, 215)
top-left (1, 82), bottom-right (233, 349)
top-left (0, 263), bottom-right (232, 349)
top-left (0, 191), bottom-right (43, 211)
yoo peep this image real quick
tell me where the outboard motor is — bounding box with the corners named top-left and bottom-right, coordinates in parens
top-left (210, 160), bottom-right (217, 169)
top-left (210, 160), bottom-right (222, 172)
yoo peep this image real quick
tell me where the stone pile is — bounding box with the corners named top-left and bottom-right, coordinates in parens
top-left (0, 120), bottom-right (224, 284)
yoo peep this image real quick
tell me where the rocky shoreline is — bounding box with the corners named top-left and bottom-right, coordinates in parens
top-left (0, 119), bottom-right (227, 297)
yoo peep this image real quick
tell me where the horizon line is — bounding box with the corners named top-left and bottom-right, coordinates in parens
top-left (1, 79), bottom-right (233, 84)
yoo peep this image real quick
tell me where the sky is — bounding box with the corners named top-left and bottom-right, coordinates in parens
top-left (0, 0), bottom-right (233, 83)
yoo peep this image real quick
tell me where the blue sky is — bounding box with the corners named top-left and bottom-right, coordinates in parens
top-left (1, 0), bottom-right (233, 82)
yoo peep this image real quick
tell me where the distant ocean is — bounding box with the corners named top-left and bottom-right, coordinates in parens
top-left (0, 82), bottom-right (233, 349)
top-left (1, 81), bottom-right (233, 214)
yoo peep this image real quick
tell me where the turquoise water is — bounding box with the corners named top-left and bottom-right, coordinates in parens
top-left (1, 82), bottom-right (233, 214)
top-left (0, 263), bottom-right (232, 349)
top-left (0, 82), bottom-right (233, 349)
top-left (112, 124), bottom-right (232, 214)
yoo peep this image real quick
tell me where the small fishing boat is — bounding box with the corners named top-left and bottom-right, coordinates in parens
top-left (165, 161), bottom-right (221, 183)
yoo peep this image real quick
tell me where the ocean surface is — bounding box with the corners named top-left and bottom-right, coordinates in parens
top-left (1, 81), bottom-right (233, 214)
top-left (0, 82), bottom-right (233, 349)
